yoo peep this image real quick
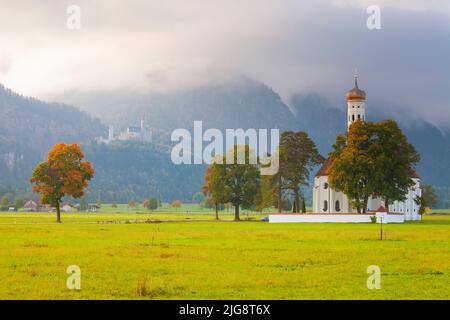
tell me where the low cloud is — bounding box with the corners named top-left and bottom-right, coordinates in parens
top-left (0, 0), bottom-right (449, 125)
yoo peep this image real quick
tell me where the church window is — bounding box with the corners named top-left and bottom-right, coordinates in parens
top-left (323, 200), bottom-right (328, 212)
top-left (323, 183), bottom-right (328, 189)
top-left (352, 115), bottom-right (355, 121)
top-left (358, 114), bottom-right (361, 120)
top-left (335, 200), bottom-right (341, 212)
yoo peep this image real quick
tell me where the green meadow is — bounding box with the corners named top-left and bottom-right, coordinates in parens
top-left (0, 209), bottom-right (449, 300)
top-left (0, 203), bottom-right (270, 224)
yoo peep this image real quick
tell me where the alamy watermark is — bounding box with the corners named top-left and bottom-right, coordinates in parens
top-left (171, 121), bottom-right (279, 175)
top-left (66, 265), bottom-right (81, 290)
top-left (366, 265), bottom-right (381, 289)
top-left (66, 5), bottom-right (81, 30)
top-left (367, 5), bottom-right (381, 30)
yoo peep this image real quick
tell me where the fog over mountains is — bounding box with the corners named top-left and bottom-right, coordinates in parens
top-left (57, 77), bottom-right (450, 185)
top-left (1, 78), bottom-right (449, 203)
top-left (0, 84), bottom-right (104, 183)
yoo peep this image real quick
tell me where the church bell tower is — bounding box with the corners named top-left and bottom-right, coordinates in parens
top-left (346, 70), bottom-right (366, 129)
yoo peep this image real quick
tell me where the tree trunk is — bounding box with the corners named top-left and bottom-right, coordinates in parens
top-left (363, 196), bottom-right (369, 213)
top-left (277, 175), bottom-right (282, 212)
top-left (384, 197), bottom-right (389, 214)
top-left (215, 202), bottom-right (219, 220)
top-left (294, 187), bottom-right (300, 213)
top-left (355, 192), bottom-right (361, 213)
top-left (56, 202), bottom-right (61, 223)
top-left (301, 198), bottom-right (306, 213)
top-left (234, 205), bottom-right (240, 221)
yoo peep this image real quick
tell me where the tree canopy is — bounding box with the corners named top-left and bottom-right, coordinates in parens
top-left (277, 131), bottom-right (324, 212)
top-left (171, 199), bottom-right (182, 209)
top-left (144, 198), bottom-right (159, 211)
top-left (329, 120), bottom-right (420, 213)
top-left (259, 131), bottom-right (323, 212)
top-left (328, 122), bottom-right (377, 213)
top-left (415, 184), bottom-right (438, 215)
top-left (203, 165), bottom-right (227, 220)
top-left (371, 120), bottom-right (420, 209)
top-left (30, 143), bottom-right (94, 222)
top-left (205, 145), bottom-right (260, 221)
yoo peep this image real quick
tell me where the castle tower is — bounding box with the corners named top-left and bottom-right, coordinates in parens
top-left (108, 125), bottom-right (114, 141)
top-left (346, 70), bottom-right (366, 129)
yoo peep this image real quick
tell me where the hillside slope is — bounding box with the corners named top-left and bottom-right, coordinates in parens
top-left (82, 141), bottom-right (205, 203)
top-left (2, 81), bottom-right (449, 203)
top-left (0, 84), bottom-right (106, 184)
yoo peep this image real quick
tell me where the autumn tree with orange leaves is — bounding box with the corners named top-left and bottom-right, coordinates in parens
top-left (30, 143), bottom-right (94, 223)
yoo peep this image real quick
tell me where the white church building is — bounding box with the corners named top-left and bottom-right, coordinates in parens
top-left (270, 74), bottom-right (421, 223)
top-left (313, 75), bottom-right (421, 221)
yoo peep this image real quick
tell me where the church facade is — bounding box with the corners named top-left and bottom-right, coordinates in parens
top-left (312, 76), bottom-right (422, 221)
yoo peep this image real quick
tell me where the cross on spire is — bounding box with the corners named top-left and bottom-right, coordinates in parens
top-left (354, 68), bottom-right (359, 87)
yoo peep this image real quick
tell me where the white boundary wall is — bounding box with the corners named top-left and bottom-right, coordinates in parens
top-left (269, 212), bottom-right (405, 224)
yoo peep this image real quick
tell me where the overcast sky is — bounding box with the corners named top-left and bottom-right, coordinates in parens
top-left (0, 0), bottom-right (449, 125)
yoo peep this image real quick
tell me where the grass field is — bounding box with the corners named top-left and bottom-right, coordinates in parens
top-left (0, 203), bottom-right (268, 224)
top-left (0, 210), bottom-right (449, 300)
top-left (429, 209), bottom-right (450, 215)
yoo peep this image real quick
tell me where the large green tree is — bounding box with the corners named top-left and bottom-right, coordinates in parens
top-left (329, 122), bottom-right (377, 213)
top-left (255, 174), bottom-right (278, 212)
top-left (277, 131), bottom-right (324, 212)
top-left (329, 120), bottom-right (420, 213)
top-left (227, 145), bottom-right (261, 220)
top-left (202, 165), bottom-right (227, 220)
top-left (206, 145), bottom-right (260, 221)
top-left (371, 120), bottom-right (420, 211)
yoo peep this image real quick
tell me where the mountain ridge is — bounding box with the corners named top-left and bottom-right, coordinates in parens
top-left (1, 80), bottom-right (449, 203)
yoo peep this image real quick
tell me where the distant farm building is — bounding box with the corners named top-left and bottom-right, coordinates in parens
top-left (23, 200), bottom-right (39, 212)
top-left (61, 204), bottom-right (73, 212)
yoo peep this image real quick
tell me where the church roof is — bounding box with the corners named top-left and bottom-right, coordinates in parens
top-left (409, 168), bottom-right (420, 179)
top-left (315, 157), bottom-right (334, 177)
top-left (346, 77), bottom-right (366, 101)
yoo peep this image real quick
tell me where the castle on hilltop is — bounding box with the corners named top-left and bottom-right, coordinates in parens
top-left (96, 118), bottom-right (153, 144)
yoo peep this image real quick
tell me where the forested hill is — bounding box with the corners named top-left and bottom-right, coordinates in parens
top-left (59, 78), bottom-right (450, 187)
top-left (0, 84), bottom-right (106, 185)
top-left (82, 142), bottom-right (205, 203)
top-left (1, 81), bottom-right (450, 204)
